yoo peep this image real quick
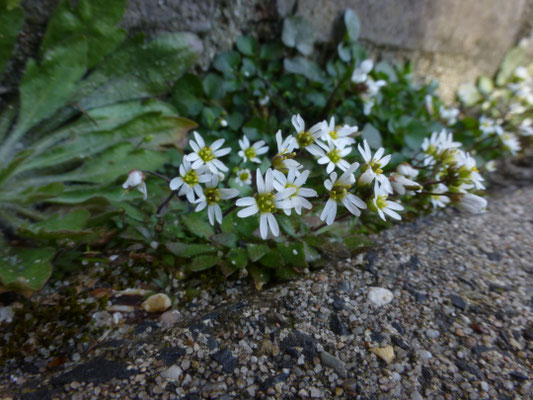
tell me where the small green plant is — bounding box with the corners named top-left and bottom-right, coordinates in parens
top-left (120, 9), bottom-right (531, 289)
top-left (0, 0), bottom-right (199, 293)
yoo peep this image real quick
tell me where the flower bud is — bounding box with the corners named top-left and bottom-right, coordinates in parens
top-left (455, 193), bottom-right (487, 214)
top-left (123, 169), bottom-right (147, 200)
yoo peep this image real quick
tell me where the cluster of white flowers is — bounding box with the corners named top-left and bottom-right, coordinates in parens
top-left (124, 113), bottom-right (491, 239)
top-left (508, 66), bottom-right (533, 114)
top-left (478, 115), bottom-right (522, 155)
top-left (439, 105), bottom-right (460, 125)
top-left (419, 129), bottom-right (487, 214)
top-left (351, 59), bottom-right (386, 115)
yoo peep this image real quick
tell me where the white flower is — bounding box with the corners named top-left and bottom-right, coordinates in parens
top-left (396, 163), bottom-right (419, 179)
top-left (439, 106), bottom-right (459, 125)
top-left (519, 118), bottom-right (533, 136)
top-left (122, 169), bottom-right (148, 200)
top-left (238, 135), bottom-right (269, 164)
top-left (389, 173), bottom-right (420, 195)
top-left (485, 160), bottom-right (497, 172)
top-left (421, 130), bottom-right (461, 166)
top-left (424, 94), bottom-right (434, 115)
top-left (363, 97), bottom-right (375, 115)
top-left (430, 184), bottom-right (450, 209)
top-left (320, 163), bottom-right (366, 225)
top-left (509, 102), bottom-right (526, 115)
top-left (259, 95), bottom-right (270, 106)
top-left (169, 158), bottom-right (211, 203)
top-left (220, 119), bottom-right (228, 128)
top-left (501, 132), bottom-right (521, 155)
top-left (455, 193), bottom-right (487, 214)
top-left (479, 116), bottom-right (500, 136)
top-left (272, 130), bottom-right (301, 171)
top-left (315, 140), bottom-right (352, 174)
top-left (185, 131), bottom-right (231, 174)
top-left (234, 168), bottom-right (252, 186)
top-left (366, 77), bottom-right (386, 97)
top-left (273, 169), bottom-right (317, 215)
top-left (236, 169), bottom-right (296, 239)
top-left (291, 114), bottom-right (324, 156)
top-left (456, 152), bottom-right (485, 190)
top-left (372, 186), bottom-right (404, 221)
top-left (514, 66), bottom-right (530, 81)
top-left (357, 139), bottom-right (393, 193)
top-left (195, 175), bottom-right (239, 226)
top-left (351, 59), bottom-right (374, 83)
top-left (320, 116), bottom-right (357, 146)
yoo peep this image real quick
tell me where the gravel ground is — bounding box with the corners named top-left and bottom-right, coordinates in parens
top-left (1, 181), bottom-right (532, 399)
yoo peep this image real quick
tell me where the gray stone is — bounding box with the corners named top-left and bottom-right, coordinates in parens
top-left (319, 351), bottom-right (348, 378)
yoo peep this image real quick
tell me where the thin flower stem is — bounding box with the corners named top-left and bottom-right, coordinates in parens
top-left (421, 191), bottom-right (452, 196)
top-left (312, 211), bottom-right (351, 232)
top-left (156, 191), bottom-right (177, 215)
top-left (143, 170), bottom-right (171, 183)
top-left (223, 204), bottom-right (237, 217)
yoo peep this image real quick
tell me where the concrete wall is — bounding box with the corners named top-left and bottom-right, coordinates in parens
top-left (5, 0), bottom-right (533, 102)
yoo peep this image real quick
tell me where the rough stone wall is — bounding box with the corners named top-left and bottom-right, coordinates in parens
top-left (5, 0), bottom-right (533, 102)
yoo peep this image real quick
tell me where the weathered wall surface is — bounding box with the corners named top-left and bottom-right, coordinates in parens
top-left (6, 0), bottom-right (533, 102)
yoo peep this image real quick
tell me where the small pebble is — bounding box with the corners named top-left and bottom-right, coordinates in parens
top-left (370, 345), bottom-right (395, 364)
top-left (419, 350), bottom-right (433, 360)
top-left (160, 365), bottom-right (182, 380)
top-left (368, 287), bottom-right (394, 306)
top-left (142, 293), bottom-right (171, 313)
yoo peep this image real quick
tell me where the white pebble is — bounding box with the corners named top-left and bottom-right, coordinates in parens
top-left (418, 350), bottom-right (433, 360)
top-left (142, 293), bottom-right (171, 313)
top-left (368, 287), bottom-right (394, 306)
top-left (0, 306), bottom-right (14, 323)
top-left (161, 365), bottom-right (182, 380)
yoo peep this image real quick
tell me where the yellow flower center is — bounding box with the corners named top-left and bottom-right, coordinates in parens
top-left (297, 131), bottom-right (314, 147)
top-left (286, 183), bottom-right (299, 198)
top-left (369, 159), bottom-right (383, 174)
top-left (327, 149), bottom-right (342, 164)
top-left (255, 193), bottom-right (276, 213)
top-left (204, 187), bottom-right (221, 205)
top-left (239, 171), bottom-right (250, 181)
top-left (244, 147), bottom-right (256, 160)
top-left (272, 152), bottom-right (296, 170)
top-left (375, 195), bottom-right (387, 210)
top-left (329, 183), bottom-right (350, 202)
top-left (329, 130), bottom-right (338, 140)
top-left (198, 146), bottom-right (215, 162)
top-left (183, 170), bottom-right (199, 186)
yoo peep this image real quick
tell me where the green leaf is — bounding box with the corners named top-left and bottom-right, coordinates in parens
top-left (277, 242), bottom-right (307, 268)
top-left (41, 0), bottom-right (127, 68)
top-left (302, 241), bottom-right (320, 263)
top-left (213, 51), bottom-right (241, 74)
top-left (248, 265), bottom-right (271, 290)
top-left (496, 46), bottom-right (527, 86)
top-left (188, 255), bottom-right (219, 272)
top-left (457, 82), bottom-right (482, 107)
top-left (284, 57), bottom-right (326, 84)
top-left (58, 143), bottom-right (166, 185)
top-left (260, 42), bottom-right (284, 60)
top-left (361, 123), bottom-right (382, 149)
top-left (477, 75), bottom-right (494, 95)
top-left (0, 149), bottom-right (32, 187)
top-left (79, 32), bottom-right (202, 109)
top-left (282, 16), bottom-right (315, 56)
top-left (259, 248), bottom-right (285, 268)
top-left (241, 58), bottom-right (256, 77)
top-left (166, 242), bottom-right (216, 257)
top-left (0, 246), bottom-right (55, 294)
top-left (211, 232), bottom-right (238, 248)
top-left (237, 35), bottom-right (258, 57)
top-left (277, 215), bottom-right (297, 237)
top-left (247, 243), bottom-right (269, 262)
top-left (375, 61), bottom-right (398, 82)
top-left (0, 4), bottom-right (23, 75)
top-left (171, 73), bottom-right (204, 116)
top-left (403, 121), bottom-right (428, 150)
top-left (203, 73), bottom-right (226, 100)
top-left (226, 248), bottom-right (248, 269)
top-left (11, 35), bottom-right (87, 138)
top-left (22, 114), bottom-right (195, 172)
top-left (18, 209), bottom-right (91, 240)
top-left (344, 9), bottom-right (360, 42)
top-left (181, 213), bottom-right (214, 239)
